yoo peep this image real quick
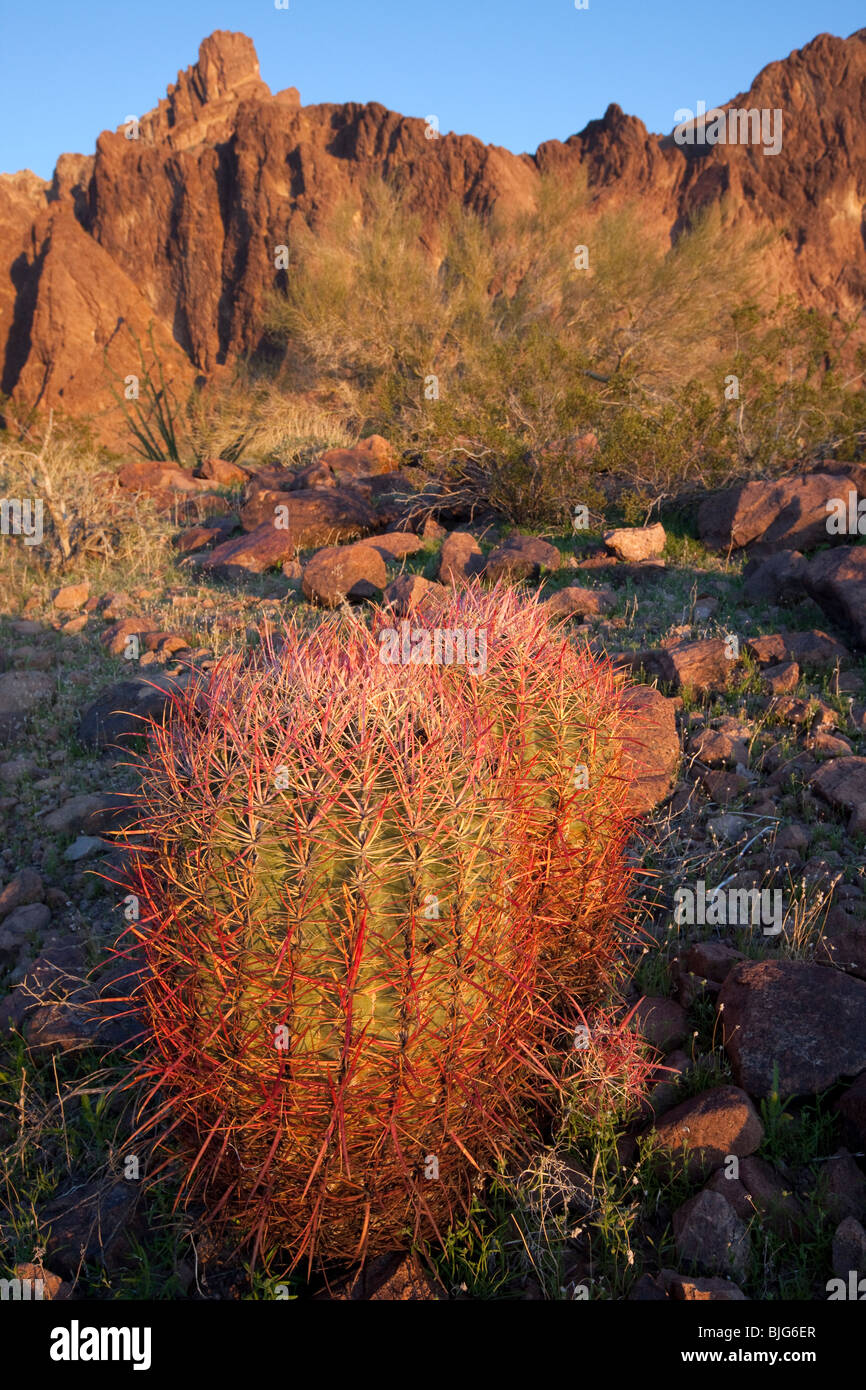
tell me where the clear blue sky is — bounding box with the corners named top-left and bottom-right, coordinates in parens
top-left (2, 0), bottom-right (863, 179)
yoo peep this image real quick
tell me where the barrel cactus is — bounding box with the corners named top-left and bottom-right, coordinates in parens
top-left (119, 583), bottom-right (639, 1267)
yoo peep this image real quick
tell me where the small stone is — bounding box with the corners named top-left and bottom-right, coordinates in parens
top-left (651, 1085), bottom-right (763, 1178)
top-left (831, 1217), bottom-right (866, 1281)
top-left (437, 531), bottom-right (485, 585)
top-left (43, 793), bottom-right (109, 836)
top-left (603, 523), bottom-right (666, 563)
top-left (673, 1190), bottom-right (750, 1277)
top-left (632, 996), bottom-right (688, 1052)
top-left (663, 1270), bottom-right (746, 1301)
top-left (51, 580), bottom-right (90, 611)
top-left (63, 835), bottom-right (109, 862)
top-left (707, 813), bottom-right (748, 843)
top-left (763, 661), bottom-right (800, 695)
top-left (0, 868), bottom-right (44, 921)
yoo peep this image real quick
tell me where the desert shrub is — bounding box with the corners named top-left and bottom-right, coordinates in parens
top-left (261, 179), bottom-right (865, 523)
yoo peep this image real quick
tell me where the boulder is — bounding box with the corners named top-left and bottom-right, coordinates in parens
top-left (301, 544), bottom-right (388, 607)
top-left (437, 531), bottom-right (485, 585)
top-left (643, 638), bottom-right (736, 694)
top-left (543, 585), bottom-right (616, 620)
top-left (0, 670), bottom-right (54, 740)
top-left (483, 534), bottom-right (561, 582)
top-left (741, 550), bottom-right (808, 604)
top-left (651, 1085), bottom-right (764, 1177)
top-left (365, 532), bottom-right (425, 563)
top-left (745, 629), bottom-right (850, 669)
top-left (51, 580), bottom-right (90, 611)
top-left (0, 868), bottom-right (45, 921)
top-left (195, 456), bottom-right (250, 486)
top-left (811, 757), bottom-right (866, 835)
top-left (618, 685), bottom-right (680, 815)
top-left (382, 574), bottom-right (447, 617)
top-left (804, 546), bottom-right (866, 648)
top-left (718, 960), bottom-right (866, 1097)
top-left (672, 1190), bottom-right (750, 1277)
top-left (116, 460), bottom-right (211, 495)
top-left (603, 523), bottom-right (666, 562)
top-left (237, 485), bottom-right (377, 543)
top-left (78, 673), bottom-right (188, 752)
top-left (698, 466), bottom-right (866, 554)
top-left (39, 1178), bottom-right (139, 1277)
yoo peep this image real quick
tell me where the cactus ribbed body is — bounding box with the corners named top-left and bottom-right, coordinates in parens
top-left (123, 585), bottom-right (635, 1264)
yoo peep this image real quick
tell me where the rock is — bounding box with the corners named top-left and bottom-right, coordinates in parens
top-left (698, 467), bottom-right (866, 554)
top-left (738, 1155), bottom-right (805, 1237)
top-left (0, 670), bottom-right (54, 740)
top-left (239, 483), bottom-right (377, 536)
top-left (483, 534), bottom-right (561, 582)
top-left (10, 1262), bottom-right (72, 1301)
top-left (810, 731), bottom-right (854, 758)
top-left (663, 1271), bottom-right (747, 1301)
top-left (627, 1273), bottom-right (669, 1300)
top-left (651, 1085), bottom-right (764, 1178)
top-left (324, 1252), bottom-right (443, 1301)
top-left (707, 813), bottom-right (748, 842)
top-left (811, 757), bottom-right (866, 835)
top-left (382, 574), bottom-right (447, 617)
top-left (0, 755), bottom-right (39, 783)
top-left (365, 532), bottom-right (425, 563)
top-left (206, 488), bottom-right (377, 575)
top-left (437, 531), bottom-right (485, 585)
top-left (301, 543), bottom-right (388, 607)
top-left (683, 942), bottom-right (745, 983)
top-left (804, 546), bottom-right (866, 648)
top-left (174, 524), bottom-right (228, 554)
top-left (718, 960), bottom-right (866, 1097)
top-left (99, 617), bottom-right (155, 657)
top-left (51, 579), bottom-right (90, 611)
top-left (78, 673), bottom-right (187, 752)
top-left (0, 901), bottom-right (51, 938)
top-left (763, 661), bottom-right (800, 694)
top-left (643, 638), bottom-right (736, 694)
top-left (618, 685), bottom-right (681, 816)
top-left (543, 585), bottom-right (616, 620)
top-left (141, 630), bottom-right (190, 656)
top-left (98, 592), bottom-right (131, 620)
top-left (836, 1073), bottom-right (866, 1150)
top-left (603, 523), bottom-right (666, 562)
top-left (297, 437), bottom-right (396, 489)
top-left (195, 456), bottom-right (250, 486)
top-left (742, 550), bottom-right (808, 604)
top-left (672, 1190), bottom-right (750, 1277)
top-left (0, 943), bottom-right (87, 1035)
top-left (832, 1217), bottom-right (866, 1280)
top-left (745, 630), bottom-right (850, 669)
top-left (820, 1151), bottom-right (866, 1223)
top-left (117, 459), bottom-right (211, 495)
top-left (63, 834), bottom-right (109, 862)
top-left (39, 1177), bottom-right (139, 1277)
top-left (700, 769), bottom-right (750, 804)
top-left (817, 906), bottom-right (866, 979)
top-left (632, 996), bottom-right (688, 1052)
top-left (689, 728), bottom-right (749, 768)
top-left (774, 822), bottom-right (810, 855)
top-left (42, 793), bottom-right (110, 836)
top-left (0, 868), bottom-right (44, 921)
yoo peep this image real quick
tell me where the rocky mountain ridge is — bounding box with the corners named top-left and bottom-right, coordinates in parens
top-left (1, 27), bottom-right (865, 433)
